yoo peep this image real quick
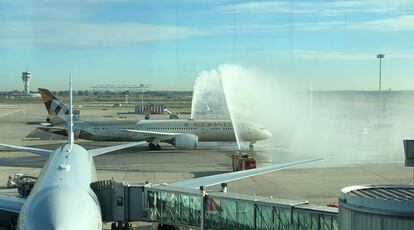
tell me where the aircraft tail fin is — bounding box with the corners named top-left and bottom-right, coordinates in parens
top-left (38, 88), bottom-right (72, 125)
top-left (68, 74), bottom-right (74, 148)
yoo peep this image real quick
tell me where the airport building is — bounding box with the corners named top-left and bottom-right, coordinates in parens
top-left (2, 71), bottom-right (40, 97)
top-left (339, 184), bottom-right (414, 230)
top-left (135, 103), bottom-right (166, 114)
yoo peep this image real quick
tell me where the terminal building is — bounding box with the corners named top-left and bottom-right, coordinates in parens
top-left (339, 184), bottom-right (414, 230)
top-left (135, 104), bottom-right (165, 114)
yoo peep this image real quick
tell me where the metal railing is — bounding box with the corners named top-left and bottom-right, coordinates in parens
top-left (144, 185), bottom-right (338, 230)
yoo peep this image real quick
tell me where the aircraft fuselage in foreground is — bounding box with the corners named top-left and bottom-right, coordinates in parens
top-left (18, 144), bottom-right (101, 229)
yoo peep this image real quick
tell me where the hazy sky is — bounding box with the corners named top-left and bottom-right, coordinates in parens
top-left (1, 0), bottom-right (414, 91)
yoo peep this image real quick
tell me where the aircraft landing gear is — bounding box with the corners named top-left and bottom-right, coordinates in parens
top-left (111, 221), bottom-right (132, 230)
top-left (249, 141), bottom-right (256, 150)
top-left (148, 143), bottom-right (161, 151)
top-left (157, 223), bottom-right (179, 230)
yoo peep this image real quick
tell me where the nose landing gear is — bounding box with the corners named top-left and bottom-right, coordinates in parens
top-left (148, 138), bottom-right (162, 151)
top-left (249, 141), bottom-right (256, 150)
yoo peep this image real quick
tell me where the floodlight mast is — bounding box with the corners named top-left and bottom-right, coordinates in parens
top-left (139, 83), bottom-right (150, 110)
top-left (377, 54), bottom-right (385, 127)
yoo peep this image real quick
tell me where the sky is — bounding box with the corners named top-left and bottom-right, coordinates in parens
top-left (1, 0), bottom-right (414, 91)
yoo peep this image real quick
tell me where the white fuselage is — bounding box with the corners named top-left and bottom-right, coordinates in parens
top-left (77, 119), bottom-right (272, 143)
top-left (17, 144), bottom-right (101, 229)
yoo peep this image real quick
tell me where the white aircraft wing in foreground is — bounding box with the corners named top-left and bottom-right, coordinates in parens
top-left (0, 144), bottom-right (52, 157)
top-left (171, 158), bottom-right (322, 189)
top-left (89, 141), bottom-right (146, 157)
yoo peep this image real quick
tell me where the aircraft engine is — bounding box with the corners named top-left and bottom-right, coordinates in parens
top-left (174, 134), bottom-right (198, 149)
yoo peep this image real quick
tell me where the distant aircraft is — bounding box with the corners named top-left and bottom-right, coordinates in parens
top-left (163, 108), bottom-right (180, 119)
top-left (0, 77), bottom-right (320, 228)
top-left (37, 88), bottom-right (272, 151)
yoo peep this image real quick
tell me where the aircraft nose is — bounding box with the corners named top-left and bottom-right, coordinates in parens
top-left (19, 186), bottom-right (101, 230)
top-left (262, 129), bottom-right (272, 139)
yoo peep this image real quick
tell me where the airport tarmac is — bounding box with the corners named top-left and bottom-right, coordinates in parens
top-left (0, 103), bottom-right (413, 228)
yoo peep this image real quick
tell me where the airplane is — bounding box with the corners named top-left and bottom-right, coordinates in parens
top-left (37, 88), bottom-right (272, 151)
top-left (0, 77), bottom-right (321, 229)
top-left (163, 108), bottom-right (180, 119)
top-left (0, 77), bottom-right (146, 229)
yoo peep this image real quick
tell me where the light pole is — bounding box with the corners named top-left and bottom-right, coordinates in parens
top-left (141, 84), bottom-right (144, 108)
top-left (377, 54), bottom-right (385, 127)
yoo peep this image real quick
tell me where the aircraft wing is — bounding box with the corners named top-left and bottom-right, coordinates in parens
top-left (170, 158), bottom-right (322, 189)
top-left (0, 143), bottom-right (52, 157)
top-left (38, 126), bottom-right (181, 142)
top-left (89, 141), bottom-right (148, 157)
top-left (0, 194), bottom-right (24, 214)
top-left (37, 126), bottom-right (68, 137)
top-left (119, 129), bottom-right (180, 140)
top-left (38, 126), bottom-right (66, 132)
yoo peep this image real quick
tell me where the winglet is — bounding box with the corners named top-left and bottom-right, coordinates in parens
top-left (68, 74), bottom-right (74, 149)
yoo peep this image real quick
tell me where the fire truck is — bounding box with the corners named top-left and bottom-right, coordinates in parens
top-left (232, 153), bottom-right (256, 171)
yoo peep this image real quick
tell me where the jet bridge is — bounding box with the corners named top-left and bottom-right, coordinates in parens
top-left (90, 180), bottom-right (146, 222)
top-left (90, 180), bottom-right (338, 230)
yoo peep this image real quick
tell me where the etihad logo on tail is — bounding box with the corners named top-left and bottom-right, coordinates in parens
top-left (38, 88), bottom-right (69, 125)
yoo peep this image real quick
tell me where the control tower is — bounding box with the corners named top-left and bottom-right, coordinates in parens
top-left (21, 71), bottom-right (31, 94)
